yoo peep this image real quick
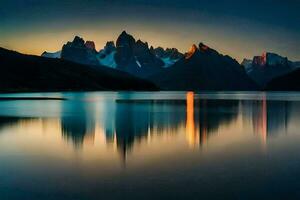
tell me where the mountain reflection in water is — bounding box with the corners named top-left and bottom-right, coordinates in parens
top-left (1, 92), bottom-right (300, 200)
top-left (0, 92), bottom-right (293, 161)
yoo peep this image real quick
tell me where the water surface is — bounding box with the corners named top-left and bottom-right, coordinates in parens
top-left (0, 92), bottom-right (300, 200)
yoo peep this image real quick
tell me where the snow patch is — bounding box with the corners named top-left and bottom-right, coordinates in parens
top-left (135, 58), bottom-right (142, 68)
top-left (42, 51), bottom-right (61, 59)
top-left (135, 60), bottom-right (142, 68)
top-left (161, 57), bottom-right (178, 68)
top-left (97, 51), bottom-right (117, 68)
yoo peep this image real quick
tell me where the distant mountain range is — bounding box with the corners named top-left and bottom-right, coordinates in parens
top-left (242, 52), bottom-right (299, 87)
top-left (0, 47), bottom-right (157, 92)
top-left (149, 43), bottom-right (257, 90)
top-left (1, 30), bottom-right (299, 91)
top-left (42, 31), bottom-right (183, 78)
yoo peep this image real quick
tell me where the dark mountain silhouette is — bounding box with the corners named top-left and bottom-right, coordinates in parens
top-left (0, 47), bottom-right (158, 92)
top-left (14, 31), bottom-right (300, 92)
top-left (149, 43), bottom-right (258, 91)
top-left (265, 68), bottom-right (300, 91)
top-left (114, 31), bottom-right (165, 77)
top-left (242, 52), bottom-right (297, 87)
top-left (61, 36), bottom-right (99, 66)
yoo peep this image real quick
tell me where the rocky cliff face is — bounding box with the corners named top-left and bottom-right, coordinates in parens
top-left (84, 41), bottom-right (96, 51)
top-left (242, 52), bottom-right (294, 86)
top-left (113, 31), bottom-right (164, 77)
top-left (185, 44), bottom-right (199, 59)
top-left (114, 31), bottom-right (136, 69)
top-left (61, 36), bottom-right (99, 66)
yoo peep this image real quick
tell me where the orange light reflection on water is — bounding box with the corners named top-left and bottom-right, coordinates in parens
top-left (186, 92), bottom-right (200, 148)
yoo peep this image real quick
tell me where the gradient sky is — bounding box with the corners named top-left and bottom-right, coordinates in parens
top-left (1, 0), bottom-right (299, 62)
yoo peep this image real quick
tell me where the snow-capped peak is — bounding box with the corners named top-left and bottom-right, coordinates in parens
top-left (97, 51), bottom-right (117, 68)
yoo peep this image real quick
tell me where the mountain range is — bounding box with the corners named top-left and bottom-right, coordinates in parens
top-left (1, 30), bottom-right (299, 92)
top-left (150, 43), bottom-right (257, 90)
top-left (42, 31), bottom-right (183, 78)
top-left (241, 52), bottom-right (299, 87)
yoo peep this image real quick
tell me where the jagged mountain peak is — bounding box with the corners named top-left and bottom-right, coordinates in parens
top-left (85, 41), bottom-right (96, 51)
top-left (120, 30), bottom-right (128, 35)
top-left (190, 44), bottom-right (198, 50)
top-left (73, 35), bottom-right (82, 41)
top-left (105, 41), bottom-right (115, 47)
top-left (113, 31), bottom-right (166, 76)
top-left (199, 42), bottom-right (209, 51)
top-left (116, 31), bottom-right (136, 48)
top-left (102, 41), bottom-right (116, 54)
top-left (241, 58), bottom-right (252, 64)
top-left (253, 52), bottom-right (267, 66)
top-left (150, 46), bottom-right (155, 52)
top-left (252, 52), bottom-right (289, 67)
top-left (118, 30), bottom-right (134, 38)
top-left (243, 52), bottom-right (293, 86)
top-left (61, 36), bottom-right (99, 66)
top-left (152, 47), bottom-right (183, 67)
top-left (41, 32), bottom-right (181, 76)
top-left (185, 44), bottom-right (199, 59)
top-left (198, 42), bottom-right (220, 56)
top-left (72, 36), bottom-right (85, 46)
top-left (150, 42), bottom-right (257, 91)
top-left (136, 39), bottom-right (148, 47)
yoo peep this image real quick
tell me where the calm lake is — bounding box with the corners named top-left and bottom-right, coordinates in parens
top-left (0, 92), bottom-right (300, 200)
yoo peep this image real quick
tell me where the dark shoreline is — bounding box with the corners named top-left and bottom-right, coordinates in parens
top-left (0, 97), bottom-right (67, 101)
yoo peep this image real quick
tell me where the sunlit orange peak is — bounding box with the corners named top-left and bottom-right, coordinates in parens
top-left (185, 44), bottom-right (198, 59)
